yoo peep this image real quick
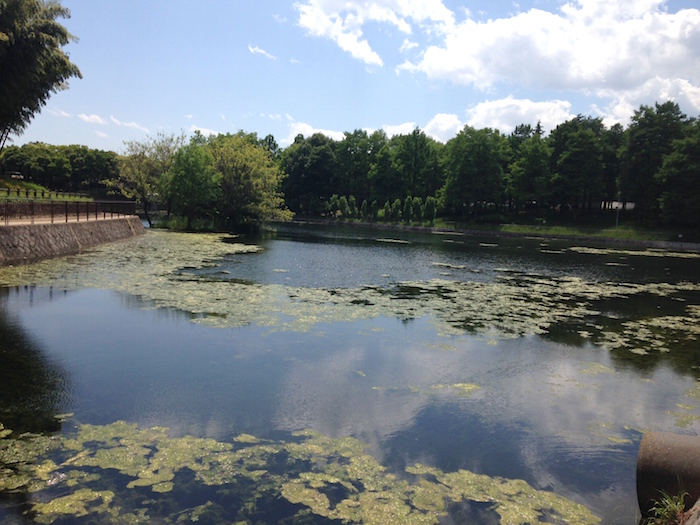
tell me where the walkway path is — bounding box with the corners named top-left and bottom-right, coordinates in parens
top-left (2, 214), bottom-right (137, 226)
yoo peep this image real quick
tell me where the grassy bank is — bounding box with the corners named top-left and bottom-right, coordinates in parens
top-left (291, 216), bottom-right (700, 249)
top-left (0, 178), bottom-right (91, 202)
top-left (452, 222), bottom-right (694, 244)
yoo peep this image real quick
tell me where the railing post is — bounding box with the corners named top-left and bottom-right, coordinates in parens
top-left (65, 201), bottom-right (69, 223)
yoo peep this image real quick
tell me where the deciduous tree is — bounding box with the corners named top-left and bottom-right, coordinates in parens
top-left (112, 132), bottom-right (184, 226)
top-left (208, 133), bottom-right (292, 226)
top-left (168, 141), bottom-right (219, 230)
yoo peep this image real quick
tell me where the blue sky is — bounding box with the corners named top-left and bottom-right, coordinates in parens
top-left (12, 0), bottom-right (700, 153)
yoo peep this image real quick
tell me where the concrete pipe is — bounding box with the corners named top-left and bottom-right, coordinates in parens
top-left (637, 432), bottom-right (700, 516)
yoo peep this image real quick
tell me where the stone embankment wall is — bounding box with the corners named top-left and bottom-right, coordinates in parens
top-left (0, 217), bottom-right (146, 266)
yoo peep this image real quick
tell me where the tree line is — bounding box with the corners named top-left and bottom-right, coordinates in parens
top-left (105, 131), bottom-right (291, 229)
top-left (279, 101), bottom-right (699, 227)
top-left (1, 100), bottom-right (699, 229)
top-left (0, 143), bottom-right (118, 192)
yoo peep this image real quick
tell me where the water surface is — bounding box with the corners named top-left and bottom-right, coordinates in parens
top-left (1, 224), bottom-right (699, 524)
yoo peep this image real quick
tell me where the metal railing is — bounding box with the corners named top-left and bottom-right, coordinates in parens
top-left (0, 187), bottom-right (89, 200)
top-left (1, 200), bottom-right (137, 226)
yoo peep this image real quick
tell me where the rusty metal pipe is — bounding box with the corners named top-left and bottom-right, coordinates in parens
top-left (637, 432), bottom-right (700, 515)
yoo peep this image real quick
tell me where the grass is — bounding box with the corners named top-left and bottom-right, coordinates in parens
top-left (429, 218), bottom-right (697, 244)
top-left (643, 491), bottom-right (689, 525)
top-left (297, 214), bottom-right (698, 245)
top-left (0, 178), bottom-right (91, 202)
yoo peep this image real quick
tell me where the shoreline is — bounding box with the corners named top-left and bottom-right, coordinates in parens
top-left (285, 218), bottom-right (700, 253)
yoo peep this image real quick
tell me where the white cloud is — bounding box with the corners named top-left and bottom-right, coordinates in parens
top-left (94, 130), bottom-right (109, 139)
top-left (296, 0), bottom-right (455, 66)
top-left (184, 114), bottom-right (193, 120)
top-left (78, 114), bottom-right (107, 125)
top-left (281, 116), bottom-right (345, 144)
top-left (188, 124), bottom-right (219, 137)
top-left (398, 1), bottom-right (700, 100)
top-left (382, 121), bottom-right (417, 137)
top-left (466, 97), bottom-right (575, 134)
top-left (423, 113), bottom-right (462, 142)
top-left (399, 39), bottom-right (419, 53)
top-left (596, 76), bottom-right (700, 126)
top-left (296, 0), bottom-right (699, 125)
top-left (110, 116), bottom-right (150, 134)
top-left (248, 44), bottom-right (277, 60)
top-left (48, 108), bottom-right (72, 118)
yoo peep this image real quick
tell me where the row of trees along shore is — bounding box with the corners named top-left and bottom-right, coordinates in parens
top-left (279, 100), bottom-right (699, 228)
top-left (1, 100), bottom-right (699, 230)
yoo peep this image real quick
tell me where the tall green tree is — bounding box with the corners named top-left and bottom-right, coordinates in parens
top-left (280, 133), bottom-right (337, 215)
top-left (392, 128), bottom-right (443, 199)
top-left (368, 140), bottom-right (403, 204)
top-left (547, 116), bottom-right (606, 215)
top-left (403, 195), bottom-right (412, 223)
top-left (508, 123), bottom-right (534, 154)
top-left (208, 133), bottom-right (292, 226)
top-left (657, 120), bottom-right (700, 226)
top-left (112, 132), bottom-right (184, 226)
top-left (0, 0), bottom-right (81, 152)
top-left (509, 132), bottom-right (551, 209)
top-left (601, 123), bottom-right (623, 203)
top-left (334, 129), bottom-right (373, 203)
top-left (167, 141), bottom-right (219, 230)
top-left (552, 128), bottom-right (603, 214)
top-left (619, 101), bottom-right (688, 222)
top-left (424, 196), bottom-right (437, 225)
top-left (441, 126), bottom-right (510, 220)
top-left (412, 196), bottom-right (423, 222)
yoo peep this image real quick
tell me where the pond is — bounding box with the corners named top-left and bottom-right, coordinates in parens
top-left (1, 223), bottom-right (700, 524)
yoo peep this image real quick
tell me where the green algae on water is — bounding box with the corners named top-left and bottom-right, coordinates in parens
top-left (0, 419), bottom-right (600, 524)
top-left (431, 383), bottom-right (481, 397)
top-left (0, 230), bottom-right (698, 361)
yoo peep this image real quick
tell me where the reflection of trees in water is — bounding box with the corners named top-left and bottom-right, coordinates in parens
top-left (542, 291), bottom-right (700, 380)
top-left (0, 286), bottom-right (70, 434)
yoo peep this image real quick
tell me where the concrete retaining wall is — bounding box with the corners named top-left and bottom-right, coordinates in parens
top-left (0, 217), bottom-right (146, 266)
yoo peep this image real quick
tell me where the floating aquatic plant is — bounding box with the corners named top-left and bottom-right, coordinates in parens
top-left (0, 231), bottom-right (698, 361)
top-left (0, 419), bottom-right (600, 524)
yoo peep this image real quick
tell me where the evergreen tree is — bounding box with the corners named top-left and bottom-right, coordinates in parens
top-left (0, 0), bottom-right (81, 152)
top-left (657, 120), bottom-right (700, 226)
top-left (403, 196), bottom-right (412, 224)
top-left (619, 101), bottom-right (688, 222)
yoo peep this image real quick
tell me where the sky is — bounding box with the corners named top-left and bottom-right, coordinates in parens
top-left (11, 0), bottom-right (700, 153)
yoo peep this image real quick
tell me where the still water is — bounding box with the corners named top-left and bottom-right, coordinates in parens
top-left (1, 223), bottom-right (700, 524)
